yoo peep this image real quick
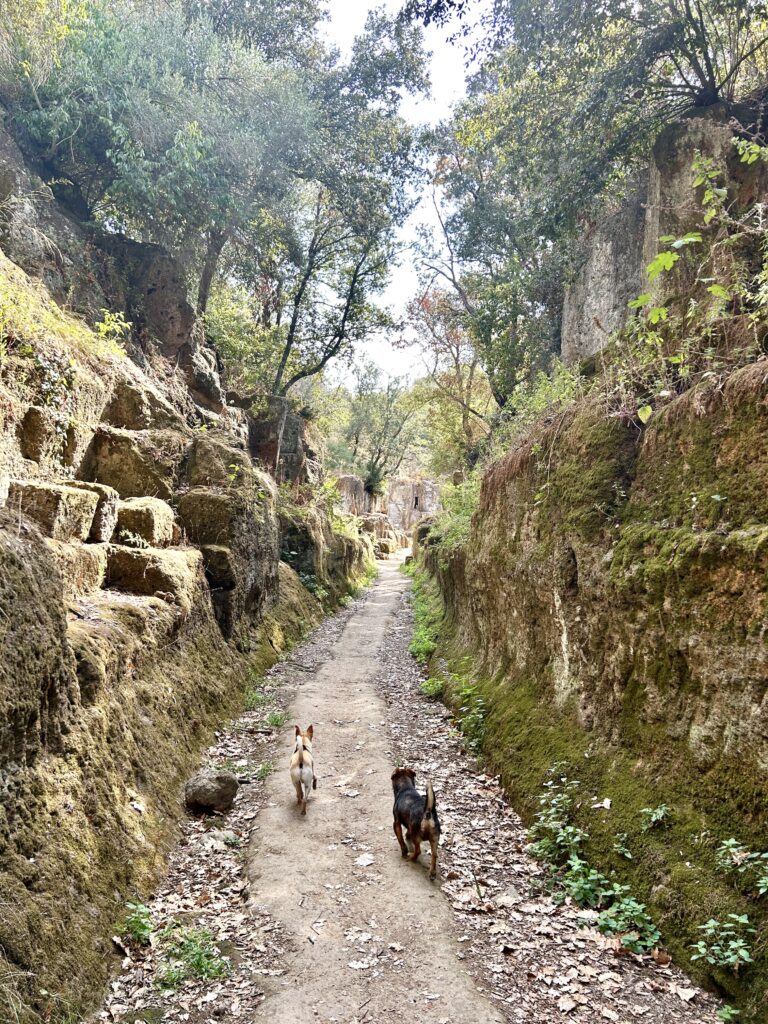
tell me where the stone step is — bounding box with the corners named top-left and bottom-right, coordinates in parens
top-left (45, 540), bottom-right (108, 600)
top-left (64, 481), bottom-right (119, 542)
top-left (114, 496), bottom-right (178, 548)
top-left (7, 480), bottom-right (98, 542)
top-left (105, 545), bottom-right (203, 616)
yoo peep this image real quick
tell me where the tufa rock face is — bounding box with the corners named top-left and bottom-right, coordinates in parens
top-left (429, 363), bottom-right (768, 806)
top-left (0, 510), bottom-right (77, 764)
top-left (560, 113), bottom-right (768, 365)
top-left (177, 480), bottom-right (279, 637)
top-left (114, 496), bottom-right (176, 547)
top-left (184, 770), bottom-right (239, 814)
top-left (98, 235), bottom-right (195, 357)
top-left (561, 181), bottom-right (647, 365)
top-left (80, 426), bottom-right (189, 500)
top-left (102, 378), bottom-right (185, 432)
top-left (7, 481), bottom-right (98, 542)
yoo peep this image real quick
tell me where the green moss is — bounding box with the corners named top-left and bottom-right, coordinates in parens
top-left (626, 376), bottom-right (768, 530)
top-left (408, 569), bottom-right (444, 663)
top-left (537, 413), bottom-right (638, 541)
top-left (0, 250), bottom-right (124, 362)
top-left (428, 640), bottom-right (768, 1020)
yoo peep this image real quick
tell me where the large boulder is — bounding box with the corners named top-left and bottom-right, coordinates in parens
top-left (80, 426), bottom-right (189, 500)
top-left (106, 546), bottom-right (203, 616)
top-left (185, 434), bottom-right (257, 489)
top-left (184, 770), bottom-right (239, 814)
top-left (7, 481), bottom-right (98, 542)
top-left (102, 377), bottom-right (184, 431)
top-left (114, 496), bottom-right (177, 548)
top-left (177, 482), bottom-right (279, 636)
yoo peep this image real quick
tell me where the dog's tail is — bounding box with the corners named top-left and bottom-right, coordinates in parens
top-left (424, 781), bottom-right (436, 819)
top-left (294, 734), bottom-right (304, 767)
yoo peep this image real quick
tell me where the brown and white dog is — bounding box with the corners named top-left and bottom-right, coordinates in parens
top-left (290, 725), bottom-right (316, 815)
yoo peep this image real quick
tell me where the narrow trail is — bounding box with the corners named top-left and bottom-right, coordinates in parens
top-left (97, 558), bottom-right (721, 1024)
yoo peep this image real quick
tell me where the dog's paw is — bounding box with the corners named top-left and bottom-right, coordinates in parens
top-left (429, 871), bottom-right (436, 881)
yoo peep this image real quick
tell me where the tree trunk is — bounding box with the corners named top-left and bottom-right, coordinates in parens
top-left (196, 226), bottom-right (228, 318)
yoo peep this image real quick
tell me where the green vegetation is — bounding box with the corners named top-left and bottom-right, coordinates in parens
top-left (156, 926), bottom-right (230, 988)
top-left (420, 677), bottom-right (445, 699)
top-left (256, 760), bottom-right (276, 781)
top-left (265, 711), bottom-right (289, 729)
top-left (407, 570), bottom-right (443, 663)
top-left (527, 766), bottom-right (661, 953)
top-left (243, 682), bottom-right (272, 712)
top-left (120, 902), bottom-right (153, 947)
top-left (691, 917), bottom-right (755, 973)
top-left (640, 804), bottom-right (671, 832)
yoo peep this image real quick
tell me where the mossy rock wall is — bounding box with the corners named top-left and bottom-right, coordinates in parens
top-left (0, 238), bottom-right (375, 1022)
top-left (426, 366), bottom-right (768, 1019)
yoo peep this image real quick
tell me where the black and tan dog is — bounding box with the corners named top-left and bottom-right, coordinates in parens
top-left (391, 767), bottom-right (440, 880)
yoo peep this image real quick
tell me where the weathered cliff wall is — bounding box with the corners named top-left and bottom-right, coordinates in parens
top-left (335, 473), bottom-right (441, 534)
top-left (0, 151), bottom-right (373, 1019)
top-left (424, 366), bottom-right (768, 1015)
top-left (561, 109), bottom-right (768, 364)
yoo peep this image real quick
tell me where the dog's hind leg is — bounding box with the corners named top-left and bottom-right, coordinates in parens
top-left (393, 819), bottom-right (408, 857)
top-left (428, 834), bottom-right (438, 880)
top-left (293, 777), bottom-right (303, 804)
top-left (409, 830), bottom-right (421, 862)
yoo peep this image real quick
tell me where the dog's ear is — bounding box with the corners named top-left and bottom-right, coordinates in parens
top-left (306, 724), bottom-right (313, 739)
top-left (295, 725), bottom-right (301, 736)
top-left (406, 768), bottom-right (416, 781)
top-left (391, 768), bottom-right (402, 780)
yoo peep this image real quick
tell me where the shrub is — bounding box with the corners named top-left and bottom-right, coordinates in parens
top-left (121, 902), bottom-right (152, 946)
top-left (156, 926), bottom-right (230, 988)
top-left (420, 677), bottom-right (444, 699)
top-left (690, 915), bottom-right (755, 973)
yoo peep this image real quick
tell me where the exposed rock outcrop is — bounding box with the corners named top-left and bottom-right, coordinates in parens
top-left (0, 175), bottom-right (375, 1024)
top-left (561, 111), bottom-right (768, 364)
top-left (423, 365), bottom-right (768, 1011)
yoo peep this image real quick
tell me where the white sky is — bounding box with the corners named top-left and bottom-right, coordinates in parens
top-left (323, 0), bottom-right (474, 383)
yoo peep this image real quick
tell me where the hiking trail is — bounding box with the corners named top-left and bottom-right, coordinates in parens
top-left (97, 557), bottom-right (721, 1024)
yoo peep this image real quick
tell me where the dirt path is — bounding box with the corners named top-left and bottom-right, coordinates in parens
top-left (96, 557), bottom-right (722, 1024)
top-left (246, 558), bottom-right (504, 1024)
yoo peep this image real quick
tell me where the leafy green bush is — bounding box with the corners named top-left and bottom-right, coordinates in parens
top-left (595, 897), bottom-right (662, 954)
top-left (121, 902), bottom-right (153, 946)
top-left (156, 926), bottom-right (230, 988)
top-left (420, 677), bottom-right (444, 699)
top-left (690, 915), bottom-right (755, 973)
